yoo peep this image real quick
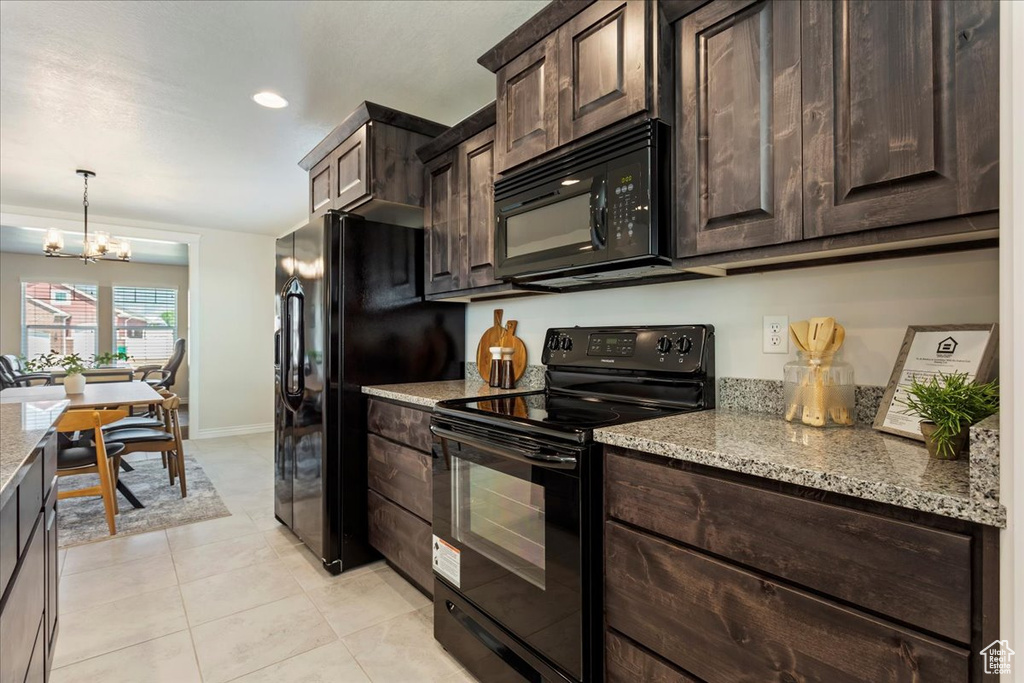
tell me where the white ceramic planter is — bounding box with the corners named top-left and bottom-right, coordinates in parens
top-left (64, 373), bottom-right (86, 395)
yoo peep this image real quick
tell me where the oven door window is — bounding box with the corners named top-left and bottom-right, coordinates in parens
top-left (453, 458), bottom-right (546, 589)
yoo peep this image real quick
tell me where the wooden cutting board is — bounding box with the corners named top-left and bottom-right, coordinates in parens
top-left (503, 320), bottom-right (528, 383)
top-left (475, 309), bottom-right (504, 381)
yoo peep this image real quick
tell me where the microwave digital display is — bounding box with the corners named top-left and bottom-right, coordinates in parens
top-left (587, 333), bottom-right (637, 357)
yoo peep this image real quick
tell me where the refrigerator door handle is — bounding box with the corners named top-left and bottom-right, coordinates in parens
top-left (281, 277), bottom-right (305, 412)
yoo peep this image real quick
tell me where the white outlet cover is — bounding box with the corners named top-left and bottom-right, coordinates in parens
top-left (763, 315), bottom-right (789, 354)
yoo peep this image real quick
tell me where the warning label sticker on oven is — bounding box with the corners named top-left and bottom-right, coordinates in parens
top-left (432, 535), bottom-right (460, 588)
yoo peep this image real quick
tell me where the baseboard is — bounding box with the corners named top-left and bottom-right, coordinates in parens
top-left (190, 423), bottom-right (273, 439)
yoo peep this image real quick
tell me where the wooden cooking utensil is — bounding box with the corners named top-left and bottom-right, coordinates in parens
top-left (802, 317), bottom-right (835, 427)
top-left (475, 309), bottom-right (505, 381)
top-left (504, 320), bottom-right (528, 383)
top-left (789, 320), bottom-right (810, 352)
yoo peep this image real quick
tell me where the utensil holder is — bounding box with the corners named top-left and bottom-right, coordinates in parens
top-left (783, 351), bottom-right (854, 427)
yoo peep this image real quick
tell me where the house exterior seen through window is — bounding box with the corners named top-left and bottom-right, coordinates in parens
top-left (20, 282), bottom-right (99, 357)
top-left (112, 286), bottom-right (177, 364)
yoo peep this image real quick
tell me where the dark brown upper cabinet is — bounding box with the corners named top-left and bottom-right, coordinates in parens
top-left (419, 104), bottom-right (510, 299)
top-left (459, 126), bottom-right (500, 290)
top-left (424, 151), bottom-right (461, 295)
top-left (557, 0), bottom-right (647, 145)
top-left (299, 102), bottom-right (447, 227)
top-left (675, 0), bottom-right (803, 257)
top-left (801, 0), bottom-right (999, 239)
top-left (489, 0), bottom-right (660, 175)
top-left (495, 38), bottom-right (560, 174)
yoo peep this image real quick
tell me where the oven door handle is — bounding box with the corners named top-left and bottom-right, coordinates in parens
top-left (430, 425), bottom-right (578, 469)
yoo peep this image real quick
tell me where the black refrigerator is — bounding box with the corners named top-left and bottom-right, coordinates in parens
top-left (274, 211), bottom-right (464, 574)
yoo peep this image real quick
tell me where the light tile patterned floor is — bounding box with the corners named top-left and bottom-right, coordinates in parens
top-left (50, 432), bottom-right (475, 683)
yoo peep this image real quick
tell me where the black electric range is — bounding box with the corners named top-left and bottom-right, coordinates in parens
top-left (430, 325), bottom-right (715, 683)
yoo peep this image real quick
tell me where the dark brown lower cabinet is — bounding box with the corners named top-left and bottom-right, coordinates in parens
top-left (367, 490), bottom-right (433, 594)
top-left (0, 430), bottom-right (59, 683)
top-left (604, 447), bottom-right (998, 682)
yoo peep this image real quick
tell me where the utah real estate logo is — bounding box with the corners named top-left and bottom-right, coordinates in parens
top-left (980, 639), bottom-right (1014, 675)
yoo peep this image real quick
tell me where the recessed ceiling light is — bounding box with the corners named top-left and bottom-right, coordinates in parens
top-left (253, 91), bottom-right (288, 109)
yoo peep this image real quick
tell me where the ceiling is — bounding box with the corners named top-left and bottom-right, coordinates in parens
top-left (0, 1), bottom-right (546, 236)
top-left (0, 224), bottom-right (189, 266)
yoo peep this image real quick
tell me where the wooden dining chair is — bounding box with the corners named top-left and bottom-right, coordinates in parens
top-left (56, 409), bottom-right (128, 536)
top-left (103, 393), bottom-right (187, 497)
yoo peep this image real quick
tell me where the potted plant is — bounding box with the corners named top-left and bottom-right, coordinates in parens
top-left (92, 351), bottom-right (132, 367)
top-left (25, 352), bottom-right (89, 395)
top-left (899, 371), bottom-right (999, 460)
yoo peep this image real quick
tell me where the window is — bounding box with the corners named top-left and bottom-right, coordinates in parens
top-left (113, 286), bottom-right (178, 363)
top-left (21, 283), bottom-right (99, 358)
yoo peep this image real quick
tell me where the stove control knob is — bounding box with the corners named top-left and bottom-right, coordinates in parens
top-left (547, 334), bottom-right (561, 351)
top-left (560, 336), bottom-right (573, 351)
top-left (656, 336), bottom-right (673, 354)
top-left (677, 336), bottom-right (693, 355)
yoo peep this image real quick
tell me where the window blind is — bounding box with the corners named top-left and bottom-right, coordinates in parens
top-left (113, 286), bottom-right (178, 363)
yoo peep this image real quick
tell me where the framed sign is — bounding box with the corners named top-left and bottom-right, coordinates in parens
top-left (874, 324), bottom-right (999, 440)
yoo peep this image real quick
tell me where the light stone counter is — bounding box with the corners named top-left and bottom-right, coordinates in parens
top-left (0, 400), bottom-right (69, 508)
top-left (596, 408), bottom-right (1005, 527)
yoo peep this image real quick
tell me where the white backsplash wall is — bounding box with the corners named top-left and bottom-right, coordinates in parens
top-left (465, 249), bottom-right (999, 387)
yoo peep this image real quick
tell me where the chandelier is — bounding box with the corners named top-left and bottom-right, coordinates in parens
top-left (43, 170), bottom-right (131, 263)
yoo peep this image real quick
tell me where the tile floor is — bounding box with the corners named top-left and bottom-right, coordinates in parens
top-left (50, 432), bottom-right (477, 683)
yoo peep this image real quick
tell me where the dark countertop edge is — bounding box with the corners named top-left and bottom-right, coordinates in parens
top-left (594, 417), bottom-right (1006, 529)
top-left (416, 102), bottom-right (497, 163)
top-left (0, 400), bottom-right (69, 509)
top-left (298, 101), bottom-right (449, 171)
top-left (477, 0), bottom-right (593, 72)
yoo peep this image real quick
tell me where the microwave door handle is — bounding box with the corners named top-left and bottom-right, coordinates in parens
top-left (591, 177), bottom-right (608, 249)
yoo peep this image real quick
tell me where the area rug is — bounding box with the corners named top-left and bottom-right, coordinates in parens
top-left (58, 455), bottom-right (230, 548)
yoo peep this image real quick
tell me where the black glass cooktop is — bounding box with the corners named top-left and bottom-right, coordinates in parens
top-left (438, 390), bottom-right (688, 435)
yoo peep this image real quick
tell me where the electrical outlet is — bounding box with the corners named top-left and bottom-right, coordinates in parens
top-left (763, 315), bottom-right (789, 354)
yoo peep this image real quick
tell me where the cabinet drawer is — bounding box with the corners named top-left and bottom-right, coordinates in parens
top-left (606, 449), bottom-right (972, 642)
top-left (367, 434), bottom-right (432, 522)
top-left (367, 399), bottom-right (433, 453)
top-left (367, 490), bottom-right (432, 596)
top-left (606, 521), bottom-right (969, 683)
top-left (607, 631), bottom-right (697, 683)
top-left (18, 453), bottom-right (43, 555)
top-left (42, 432), bottom-right (57, 499)
top-left (0, 512), bottom-right (45, 683)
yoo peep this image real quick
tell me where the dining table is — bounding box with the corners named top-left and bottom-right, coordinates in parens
top-left (0, 381), bottom-right (166, 509)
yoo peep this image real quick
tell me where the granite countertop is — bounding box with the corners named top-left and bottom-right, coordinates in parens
top-left (595, 408), bottom-right (1005, 527)
top-left (0, 400), bottom-right (69, 508)
top-left (362, 378), bottom-right (538, 408)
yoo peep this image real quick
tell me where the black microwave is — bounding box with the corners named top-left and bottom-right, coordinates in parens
top-left (494, 120), bottom-right (674, 287)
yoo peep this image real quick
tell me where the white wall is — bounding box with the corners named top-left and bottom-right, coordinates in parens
top-left (999, 0), bottom-right (1022, 668)
top-left (0, 251), bottom-right (191, 399)
top-left (1, 206), bottom-right (276, 438)
top-left (192, 228), bottom-right (276, 435)
top-left (467, 249), bottom-right (1000, 387)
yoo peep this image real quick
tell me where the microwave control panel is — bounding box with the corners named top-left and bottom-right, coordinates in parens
top-left (607, 161), bottom-right (644, 245)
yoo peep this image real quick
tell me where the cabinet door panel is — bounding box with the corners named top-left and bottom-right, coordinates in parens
top-left (495, 37), bottom-right (559, 173)
top-left (424, 153), bottom-right (462, 294)
top-left (309, 156), bottom-right (332, 220)
top-left (367, 490), bottom-right (432, 596)
top-left (558, 0), bottom-right (647, 145)
top-left (334, 125), bottom-right (370, 210)
top-left (802, 0), bottom-right (998, 237)
top-left (676, 0), bottom-right (802, 257)
top-left (458, 126), bottom-right (500, 289)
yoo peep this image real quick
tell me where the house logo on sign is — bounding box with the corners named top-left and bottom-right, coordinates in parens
top-left (936, 336), bottom-right (958, 355)
top-left (980, 639), bottom-right (1014, 675)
